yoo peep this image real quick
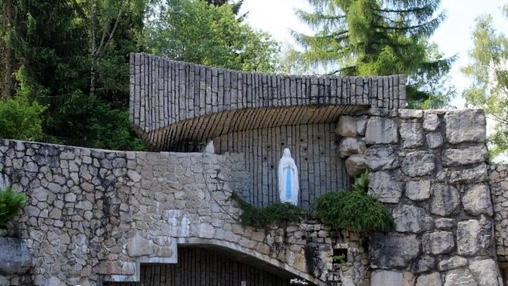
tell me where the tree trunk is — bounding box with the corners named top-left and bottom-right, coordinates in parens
top-left (1, 0), bottom-right (15, 99)
top-left (89, 0), bottom-right (97, 97)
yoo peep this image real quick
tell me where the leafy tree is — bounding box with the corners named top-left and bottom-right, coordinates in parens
top-left (0, 0), bottom-right (146, 150)
top-left (204, 0), bottom-right (243, 15)
top-left (144, 0), bottom-right (280, 72)
top-left (0, 95), bottom-right (45, 141)
top-left (462, 6), bottom-right (508, 158)
top-left (85, 0), bottom-right (146, 98)
top-left (292, 0), bottom-right (455, 108)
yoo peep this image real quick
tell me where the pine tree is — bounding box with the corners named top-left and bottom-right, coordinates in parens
top-left (293, 0), bottom-right (454, 108)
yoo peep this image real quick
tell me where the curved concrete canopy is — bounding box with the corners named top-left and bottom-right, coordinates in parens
top-left (130, 53), bottom-right (406, 151)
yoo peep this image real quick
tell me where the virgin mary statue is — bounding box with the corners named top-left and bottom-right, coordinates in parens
top-left (278, 148), bottom-right (299, 205)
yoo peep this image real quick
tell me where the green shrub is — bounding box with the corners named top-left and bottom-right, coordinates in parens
top-left (0, 95), bottom-right (45, 141)
top-left (0, 187), bottom-right (27, 230)
top-left (313, 171), bottom-right (395, 233)
top-left (230, 192), bottom-right (306, 228)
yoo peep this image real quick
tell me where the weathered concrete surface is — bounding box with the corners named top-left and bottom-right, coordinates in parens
top-left (130, 53), bottom-right (406, 152)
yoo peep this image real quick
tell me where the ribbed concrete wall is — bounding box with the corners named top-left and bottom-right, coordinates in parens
top-left (214, 123), bottom-right (350, 210)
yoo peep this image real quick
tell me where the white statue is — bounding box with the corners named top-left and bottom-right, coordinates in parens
top-left (278, 148), bottom-right (299, 205)
top-left (203, 140), bottom-right (215, 154)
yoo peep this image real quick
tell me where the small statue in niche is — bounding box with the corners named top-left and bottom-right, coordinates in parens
top-left (278, 148), bottom-right (299, 205)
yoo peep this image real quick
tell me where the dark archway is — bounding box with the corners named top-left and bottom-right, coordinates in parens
top-left (105, 245), bottom-right (314, 286)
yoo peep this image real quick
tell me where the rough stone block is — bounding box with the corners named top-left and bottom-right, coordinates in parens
top-left (416, 272), bottom-right (442, 286)
top-left (370, 233), bottom-right (420, 269)
top-left (127, 232), bottom-right (152, 257)
top-left (401, 151), bottom-right (436, 177)
top-left (444, 268), bottom-right (477, 286)
top-left (393, 205), bottom-right (434, 233)
top-left (423, 113), bottom-right (440, 131)
top-left (365, 117), bottom-right (398, 144)
top-left (400, 122), bottom-right (425, 148)
top-left (364, 146), bottom-right (399, 171)
top-left (405, 180), bottom-right (431, 201)
top-left (339, 138), bottom-right (366, 158)
top-left (371, 270), bottom-right (402, 286)
top-left (442, 164), bottom-right (488, 184)
top-left (345, 155), bottom-right (368, 177)
top-left (0, 174), bottom-right (9, 189)
top-left (457, 216), bottom-right (493, 256)
top-left (438, 256), bottom-right (468, 271)
top-left (435, 218), bottom-right (455, 230)
top-left (426, 132), bottom-right (443, 149)
top-left (462, 184), bottom-right (493, 216)
top-left (399, 109), bottom-right (423, 119)
top-left (336, 116), bottom-right (357, 137)
top-left (445, 109), bottom-right (486, 144)
top-left (411, 256), bottom-right (435, 274)
top-left (127, 170), bottom-right (141, 183)
top-left (357, 116), bottom-right (368, 135)
top-left (430, 184), bottom-right (460, 216)
top-left (442, 145), bottom-right (488, 167)
top-left (423, 231), bottom-right (455, 255)
top-left (469, 259), bottom-right (502, 286)
top-left (368, 171), bottom-right (402, 203)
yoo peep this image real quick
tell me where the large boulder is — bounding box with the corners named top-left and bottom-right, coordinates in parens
top-left (370, 233), bottom-right (420, 269)
top-left (0, 237), bottom-right (32, 274)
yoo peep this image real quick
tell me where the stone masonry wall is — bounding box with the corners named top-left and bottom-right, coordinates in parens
top-left (489, 164), bottom-right (508, 282)
top-left (0, 108), bottom-right (507, 286)
top-left (337, 108), bottom-right (503, 286)
top-left (0, 139), bottom-right (367, 286)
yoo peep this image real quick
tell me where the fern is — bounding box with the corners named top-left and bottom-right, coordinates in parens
top-left (313, 171), bottom-right (395, 233)
top-left (0, 187), bottom-right (27, 230)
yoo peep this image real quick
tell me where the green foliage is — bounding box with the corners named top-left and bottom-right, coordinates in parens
top-left (0, 0), bottom-right (147, 150)
top-left (351, 170), bottom-right (369, 193)
top-left (204, 0), bottom-right (244, 15)
top-left (0, 187), bottom-right (26, 231)
top-left (144, 0), bottom-right (280, 72)
top-left (462, 6), bottom-right (508, 159)
top-left (0, 0), bottom-right (281, 150)
top-left (0, 95), bottom-right (45, 141)
top-left (230, 192), bottom-right (306, 228)
top-left (291, 0), bottom-right (455, 108)
top-left (332, 254), bottom-right (346, 264)
top-left (313, 171), bottom-right (395, 233)
top-left (44, 91), bottom-right (145, 151)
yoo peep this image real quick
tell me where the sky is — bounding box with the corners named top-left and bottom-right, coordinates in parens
top-left (241, 0), bottom-right (508, 108)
